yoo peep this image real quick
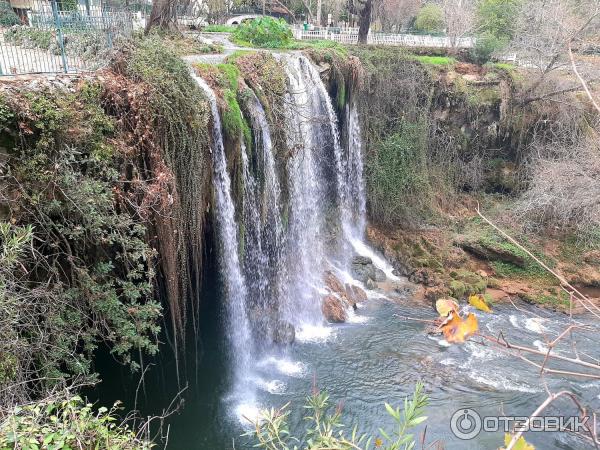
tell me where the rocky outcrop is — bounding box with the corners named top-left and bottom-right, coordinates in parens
top-left (322, 294), bottom-right (347, 323)
top-left (455, 236), bottom-right (526, 267)
top-left (346, 283), bottom-right (368, 305)
top-left (322, 270), bottom-right (367, 314)
top-left (324, 270), bottom-right (347, 296)
top-left (351, 256), bottom-right (386, 284)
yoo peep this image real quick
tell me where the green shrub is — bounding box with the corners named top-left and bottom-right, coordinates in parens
top-left (472, 0), bottom-right (521, 62)
top-left (0, 396), bottom-right (152, 449)
top-left (414, 4), bottom-right (445, 33)
top-left (472, 32), bottom-right (506, 63)
top-left (367, 120), bottom-right (432, 225)
top-left (0, 2), bottom-right (20, 27)
top-left (247, 383), bottom-right (428, 449)
top-left (232, 17), bottom-right (292, 48)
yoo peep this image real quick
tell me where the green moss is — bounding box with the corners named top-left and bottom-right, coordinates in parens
top-left (466, 86), bottom-right (501, 107)
top-left (522, 290), bottom-right (571, 309)
top-left (217, 63), bottom-right (240, 92)
top-left (483, 292), bottom-right (495, 305)
top-left (449, 280), bottom-right (467, 298)
top-left (449, 269), bottom-right (487, 295)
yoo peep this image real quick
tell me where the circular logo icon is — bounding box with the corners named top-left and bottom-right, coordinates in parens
top-left (450, 408), bottom-right (482, 440)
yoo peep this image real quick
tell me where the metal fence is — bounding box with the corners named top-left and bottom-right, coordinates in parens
top-left (292, 26), bottom-right (475, 49)
top-left (0, 0), bottom-right (133, 75)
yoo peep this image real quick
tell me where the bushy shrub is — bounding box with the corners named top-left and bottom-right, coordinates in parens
top-left (472, 0), bottom-right (521, 62)
top-left (517, 137), bottom-right (600, 249)
top-left (232, 17), bottom-right (292, 48)
top-left (0, 2), bottom-right (20, 26)
top-left (414, 4), bottom-right (445, 33)
top-left (0, 84), bottom-right (161, 405)
top-left (367, 120), bottom-right (432, 226)
top-left (0, 395), bottom-right (152, 449)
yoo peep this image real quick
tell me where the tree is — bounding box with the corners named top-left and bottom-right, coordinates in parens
top-left (414, 3), bottom-right (444, 32)
top-left (507, 0), bottom-right (600, 105)
top-left (472, 0), bottom-right (520, 62)
top-left (145, 0), bottom-right (179, 32)
top-left (443, 0), bottom-right (474, 50)
top-left (357, 0), bottom-right (372, 43)
top-left (375, 0), bottom-right (421, 32)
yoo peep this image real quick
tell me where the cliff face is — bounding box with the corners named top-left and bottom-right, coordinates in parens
top-left (339, 49), bottom-right (599, 312)
top-left (0, 41), bottom-right (596, 407)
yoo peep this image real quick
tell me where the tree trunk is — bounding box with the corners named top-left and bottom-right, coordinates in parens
top-left (316, 0), bottom-right (322, 25)
top-left (145, 0), bottom-right (179, 34)
top-left (357, 0), bottom-right (372, 44)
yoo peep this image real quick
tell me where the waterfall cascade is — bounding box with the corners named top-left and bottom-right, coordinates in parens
top-left (192, 54), bottom-right (389, 420)
top-left (190, 72), bottom-right (253, 380)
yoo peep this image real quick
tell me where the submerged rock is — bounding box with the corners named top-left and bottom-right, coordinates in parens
top-left (322, 294), bottom-right (347, 323)
top-left (273, 320), bottom-right (295, 345)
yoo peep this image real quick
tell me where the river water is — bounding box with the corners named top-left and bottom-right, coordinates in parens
top-left (101, 285), bottom-right (598, 450)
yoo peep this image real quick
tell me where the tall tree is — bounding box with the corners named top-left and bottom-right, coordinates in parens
top-left (357, 0), bottom-right (372, 43)
top-left (145, 0), bottom-right (179, 33)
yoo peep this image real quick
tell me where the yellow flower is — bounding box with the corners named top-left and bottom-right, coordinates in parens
top-left (374, 437), bottom-right (383, 447)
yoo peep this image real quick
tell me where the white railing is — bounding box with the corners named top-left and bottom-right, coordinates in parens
top-left (292, 27), bottom-right (474, 48)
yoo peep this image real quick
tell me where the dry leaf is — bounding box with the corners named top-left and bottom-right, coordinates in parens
top-left (469, 294), bottom-right (492, 313)
top-left (435, 298), bottom-right (459, 316)
top-left (441, 311), bottom-right (479, 343)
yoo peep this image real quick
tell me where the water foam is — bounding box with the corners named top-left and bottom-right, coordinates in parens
top-left (295, 323), bottom-right (335, 343)
top-left (469, 370), bottom-right (540, 393)
top-left (258, 356), bottom-right (308, 378)
top-left (524, 317), bottom-right (548, 334)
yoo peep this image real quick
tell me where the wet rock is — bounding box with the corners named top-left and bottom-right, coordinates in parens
top-left (373, 268), bottom-right (386, 282)
top-left (345, 283), bottom-right (367, 306)
top-left (352, 255), bottom-right (372, 265)
top-left (324, 270), bottom-right (346, 297)
top-left (273, 320), bottom-right (295, 345)
top-left (366, 278), bottom-right (377, 290)
top-left (322, 294), bottom-right (347, 323)
top-left (351, 256), bottom-right (386, 284)
top-left (408, 268), bottom-right (439, 287)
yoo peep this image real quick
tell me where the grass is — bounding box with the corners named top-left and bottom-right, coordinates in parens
top-left (411, 55), bottom-right (456, 67)
top-left (492, 62), bottom-right (516, 71)
top-left (203, 24), bottom-right (236, 33)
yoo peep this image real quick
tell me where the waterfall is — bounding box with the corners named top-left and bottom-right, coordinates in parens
top-left (280, 54), bottom-right (334, 327)
top-left (191, 55), bottom-right (392, 421)
top-left (241, 90), bottom-right (289, 344)
top-left (346, 100), bottom-right (367, 239)
top-left (190, 72), bottom-right (253, 376)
